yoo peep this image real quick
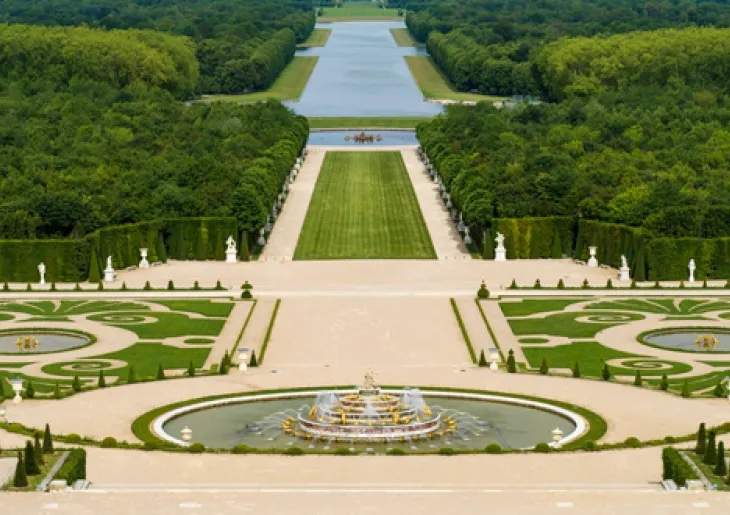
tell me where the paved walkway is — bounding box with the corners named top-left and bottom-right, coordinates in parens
top-left (454, 297), bottom-right (495, 360)
top-left (479, 299), bottom-right (526, 362)
top-left (203, 301), bottom-right (253, 368)
top-left (400, 148), bottom-right (469, 260)
top-left (260, 149), bottom-right (325, 261)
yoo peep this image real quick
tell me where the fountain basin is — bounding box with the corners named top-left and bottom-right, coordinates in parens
top-left (0, 328), bottom-right (93, 354)
top-left (153, 388), bottom-right (588, 452)
top-left (307, 130), bottom-right (418, 146)
top-left (640, 328), bottom-right (730, 353)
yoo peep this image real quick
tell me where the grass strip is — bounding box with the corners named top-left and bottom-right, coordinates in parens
top-left (390, 28), bottom-right (416, 46)
top-left (258, 299), bottom-right (281, 365)
top-left (231, 299), bottom-right (258, 357)
top-left (200, 56), bottom-right (317, 104)
top-left (299, 28), bottom-right (331, 47)
top-left (450, 298), bottom-right (476, 363)
top-left (307, 116), bottom-right (431, 129)
top-left (475, 299), bottom-right (505, 361)
top-left (405, 56), bottom-right (502, 103)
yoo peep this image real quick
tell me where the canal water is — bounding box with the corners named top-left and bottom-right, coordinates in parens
top-left (287, 21), bottom-right (443, 117)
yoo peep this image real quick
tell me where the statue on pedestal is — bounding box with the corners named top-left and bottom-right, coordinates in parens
top-left (587, 246), bottom-right (598, 267)
top-left (225, 235), bottom-right (237, 263)
top-left (618, 254), bottom-right (631, 281)
top-left (37, 262), bottom-right (46, 286)
top-left (139, 248), bottom-right (149, 269)
top-left (688, 258), bottom-right (696, 283)
top-left (494, 232), bottom-right (506, 262)
top-left (103, 256), bottom-right (115, 283)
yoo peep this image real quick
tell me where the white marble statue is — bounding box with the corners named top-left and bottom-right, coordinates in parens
top-left (37, 262), bottom-right (46, 286)
top-left (618, 254), bottom-right (631, 281)
top-left (225, 235), bottom-right (237, 264)
top-left (688, 258), bottom-right (696, 283)
top-left (494, 232), bottom-right (506, 262)
top-left (587, 246), bottom-right (598, 267)
top-left (103, 256), bottom-right (115, 283)
top-left (139, 248), bottom-right (149, 269)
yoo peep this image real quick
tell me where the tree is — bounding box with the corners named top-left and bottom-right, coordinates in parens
top-left (681, 380), bottom-right (691, 398)
top-left (557, 278), bottom-right (565, 289)
top-left (43, 424), bottom-right (53, 453)
top-left (220, 350), bottom-right (230, 374)
top-left (127, 366), bottom-right (136, 384)
top-left (572, 362), bottom-right (581, 378)
top-left (539, 358), bottom-right (548, 375)
top-left (34, 433), bottom-right (44, 466)
top-left (53, 383), bottom-right (61, 399)
top-left (24, 440), bottom-right (39, 475)
top-left (477, 281), bottom-right (489, 299)
top-left (156, 364), bottom-right (165, 380)
top-left (660, 374), bottom-right (669, 391)
top-left (662, 448), bottom-right (673, 480)
top-left (506, 349), bottom-right (517, 373)
top-left (25, 381), bottom-right (35, 399)
top-left (601, 363), bottom-right (611, 381)
top-left (714, 441), bottom-right (727, 476)
top-left (98, 369), bottom-right (106, 388)
top-left (249, 350), bottom-right (258, 367)
top-left (704, 430), bottom-right (717, 465)
top-left (72, 375), bottom-right (82, 392)
top-left (187, 361), bottom-right (196, 377)
top-left (696, 423), bottom-right (707, 455)
top-left (478, 349), bottom-right (487, 367)
top-left (633, 370), bottom-right (642, 386)
top-left (713, 380), bottom-right (727, 398)
top-left (13, 452), bottom-right (27, 487)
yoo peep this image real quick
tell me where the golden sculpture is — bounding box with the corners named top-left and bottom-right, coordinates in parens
top-left (695, 334), bottom-right (719, 350)
top-left (15, 335), bottom-right (39, 352)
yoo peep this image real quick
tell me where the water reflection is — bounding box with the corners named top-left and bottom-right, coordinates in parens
top-left (287, 22), bottom-right (443, 117)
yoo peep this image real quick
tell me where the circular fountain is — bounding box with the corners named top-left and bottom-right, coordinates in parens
top-left (282, 375), bottom-right (451, 442)
top-left (152, 375), bottom-right (591, 452)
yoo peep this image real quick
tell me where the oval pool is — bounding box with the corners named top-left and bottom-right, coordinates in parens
top-left (0, 330), bottom-right (92, 354)
top-left (308, 130), bottom-right (418, 146)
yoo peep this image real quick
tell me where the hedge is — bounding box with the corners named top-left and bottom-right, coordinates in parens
top-left (0, 216), bottom-right (243, 281)
top-left (55, 448), bottom-right (86, 485)
top-left (0, 239), bottom-right (88, 282)
top-left (164, 217), bottom-right (238, 261)
top-left (482, 217), bottom-right (574, 259)
top-left (575, 220), bottom-right (648, 280)
top-left (646, 237), bottom-right (730, 280)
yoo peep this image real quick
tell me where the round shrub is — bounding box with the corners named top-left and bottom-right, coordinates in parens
top-left (188, 443), bottom-right (205, 453)
top-left (143, 441), bottom-right (160, 450)
top-left (232, 444), bottom-right (252, 454)
top-left (582, 440), bottom-right (596, 451)
top-left (100, 437), bottom-right (118, 448)
top-left (624, 437), bottom-right (642, 448)
top-left (386, 448), bottom-right (406, 456)
top-left (438, 447), bottom-right (456, 456)
top-left (334, 447), bottom-right (353, 456)
top-left (65, 433), bottom-right (82, 443)
top-left (533, 442), bottom-right (551, 453)
top-left (484, 443), bottom-right (502, 454)
top-left (284, 446), bottom-right (304, 456)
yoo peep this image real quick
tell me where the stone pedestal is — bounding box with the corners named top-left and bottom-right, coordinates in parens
top-left (489, 361), bottom-right (499, 371)
top-left (619, 266), bottom-right (630, 282)
top-left (103, 266), bottom-right (115, 283)
top-left (139, 248), bottom-right (150, 269)
top-left (494, 248), bottom-right (506, 262)
top-left (226, 248), bottom-right (237, 264)
top-left (587, 246), bottom-right (598, 267)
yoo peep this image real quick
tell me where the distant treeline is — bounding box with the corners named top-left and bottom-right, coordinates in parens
top-left (0, 0), bottom-right (315, 94)
top-left (405, 0), bottom-right (730, 97)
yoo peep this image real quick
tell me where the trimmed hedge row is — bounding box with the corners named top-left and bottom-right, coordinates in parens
top-left (0, 217), bottom-right (248, 282)
top-left (55, 448), bottom-right (86, 485)
top-left (468, 216), bottom-right (728, 281)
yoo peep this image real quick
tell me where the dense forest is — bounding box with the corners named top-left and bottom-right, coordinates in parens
top-left (418, 87), bottom-right (730, 238)
top-left (0, 23), bottom-right (307, 241)
top-left (0, 0), bottom-right (315, 94)
top-left (405, 0), bottom-right (730, 97)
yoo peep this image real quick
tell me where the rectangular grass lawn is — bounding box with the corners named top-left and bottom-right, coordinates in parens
top-left (294, 151), bottom-right (436, 259)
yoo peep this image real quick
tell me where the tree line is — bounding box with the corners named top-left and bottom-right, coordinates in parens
top-left (417, 85), bottom-right (730, 239)
top-left (405, 0), bottom-right (730, 97)
top-left (0, 0), bottom-right (315, 95)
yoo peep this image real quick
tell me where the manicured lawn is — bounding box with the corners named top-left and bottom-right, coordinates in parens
top-left (524, 341), bottom-right (645, 377)
top-left (0, 300), bottom-right (148, 317)
top-left (508, 311), bottom-right (643, 338)
top-left (294, 151), bottom-right (436, 259)
top-left (390, 28), bottom-right (416, 46)
top-left (308, 116), bottom-right (432, 129)
top-left (87, 311), bottom-right (225, 338)
top-left (153, 300), bottom-right (233, 317)
top-left (299, 28), bottom-right (331, 47)
top-left (585, 298), bottom-right (730, 315)
top-left (318, 2), bottom-right (400, 20)
top-left (95, 343), bottom-right (210, 378)
top-left (405, 56), bottom-right (502, 103)
top-left (499, 299), bottom-right (583, 317)
top-left (201, 56), bottom-right (317, 103)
